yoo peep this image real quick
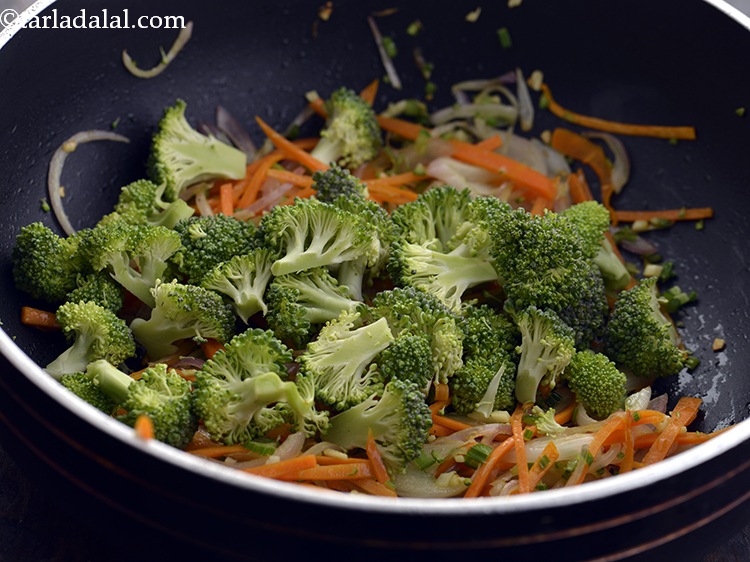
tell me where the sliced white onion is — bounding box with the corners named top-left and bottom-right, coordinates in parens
top-left (574, 402), bottom-right (600, 426)
top-left (590, 443), bottom-right (623, 472)
top-left (426, 157), bottom-right (503, 197)
top-left (531, 138), bottom-right (571, 177)
top-left (430, 103), bottom-right (517, 127)
top-left (48, 130), bottom-right (130, 236)
top-left (504, 433), bottom-right (596, 464)
top-left (238, 180), bottom-right (295, 218)
top-left (194, 188), bottom-right (214, 217)
top-left (451, 74), bottom-right (516, 105)
top-left (273, 431), bottom-right (305, 461)
top-left (515, 68), bottom-right (534, 132)
top-left (393, 464), bottom-right (467, 498)
top-left (122, 21), bottom-right (194, 79)
top-left (303, 441), bottom-right (346, 457)
top-left (501, 134), bottom-right (548, 174)
top-left (648, 393), bottom-right (669, 414)
top-left (583, 131), bottom-right (630, 193)
top-left (625, 386), bottom-right (653, 411)
top-left (368, 16), bottom-right (402, 90)
top-left (216, 106), bottom-right (257, 160)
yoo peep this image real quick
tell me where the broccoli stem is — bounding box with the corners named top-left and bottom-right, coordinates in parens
top-left (593, 239), bottom-right (631, 293)
top-left (46, 335), bottom-right (94, 379)
top-left (88, 359), bottom-right (134, 403)
top-left (309, 137), bottom-right (341, 168)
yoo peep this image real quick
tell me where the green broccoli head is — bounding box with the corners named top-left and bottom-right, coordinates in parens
top-left (561, 201), bottom-right (611, 259)
top-left (148, 99), bottom-right (246, 201)
top-left (46, 301), bottom-right (136, 379)
top-left (200, 248), bottom-right (275, 323)
top-left (310, 87), bottom-right (382, 168)
top-left (130, 280), bottom-right (236, 360)
top-left (376, 333), bottom-right (433, 395)
top-left (604, 277), bottom-right (687, 378)
top-left (312, 164), bottom-right (369, 203)
top-left (12, 222), bottom-right (85, 303)
top-left (563, 350), bottom-right (627, 420)
top-left (323, 378), bottom-right (432, 474)
top-left (447, 195), bottom-right (513, 260)
top-left (450, 354), bottom-right (517, 417)
top-left (259, 198), bottom-right (378, 277)
top-left (194, 329), bottom-right (324, 444)
top-left (105, 179), bottom-right (195, 229)
top-left (88, 360), bottom-right (197, 449)
top-left (526, 405), bottom-right (567, 437)
top-left (299, 310), bottom-right (394, 411)
top-left (460, 303), bottom-right (520, 360)
top-left (60, 371), bottom-right (116, 414)
top-left (510, 305), bottom-right (576, 405)
top-left (65, 273), bottom-right (124, 313)
top-left (265, 267), bottom-right (360, 348)
top-left (174, 214), bottom-right (257, 285)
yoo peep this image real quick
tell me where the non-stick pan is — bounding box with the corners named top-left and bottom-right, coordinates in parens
top-left (0, 0), bottom-right (749, 559)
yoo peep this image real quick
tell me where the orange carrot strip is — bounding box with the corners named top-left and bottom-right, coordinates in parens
top-left (464, 437), bottom-right (515, 498)
top-left (314, 455), bottom-right (365, 465)
top-left (376, 115), bottom-right (428, 141)
top-left (366, 429), bottom-right (390, 484)
top-left (554, 401), bottom-right (577, 425)
top-left (266, 168), bottom-right (315, 188)
top-left (243, 454), bottom-right (318, 479)
top-left (134, 415), bottom-right (154, 440)
top-left (475, 135), bottom-right (503, 151)
top-left (200, 339), bottom-right (225, 360)
top-left (351, 478), bottom-right (398, 497)
top-left (634, 430), bottom-right (718, 450)
top-left (526, 441), bottom-right (560, 492)
top-left (642, 397), bottom-right (702, 465)
top-left (429, 424), bottom-right (455, 437)
top-left (433, 383), bottom-right (450, 402)
top-left (293, 462), bottom-right (373, 481)
top-left (433, 415), bottom-right (472, 432)
top-left (237, 152), bottom-right (285, 209)
top-left (620, 412), bottom-right (635, 473)
top-left (294, 186), bottom-right (318, 199)
top-left (429, 400), bottom-right (449, 416)
top-left (264, 423), bottom-right (292, 442)
top-left (541, 83), bottom-right (697, 140)
top-left (219, 183), bottom-right (234, 216)
top-left (511, 406), bottom-right (531, 493)
top-left (530, 197), bottom-right (549, 216)
top-left (309, 97), bottom-right (327, 118)
top-left (589, 412), bottom-right (627, 458)
top-left (188, 444), bottom-right (249, 458)
top-left (20, 306), bottom-right (60, 330)
top-left (256, 117), bottom-right (329, 173)
top-left (360, 79), bottom-right (380, 106)
top-left (632, 410), bottom-right (668, 427)
top-left (613, 208), bottom-right (714, 223)
top-left (568, 169), bottom-right (595, 204)
top-left (366, 171), bottom-right (424, 188)
top-left (367, 184), bottom-right (419, 204)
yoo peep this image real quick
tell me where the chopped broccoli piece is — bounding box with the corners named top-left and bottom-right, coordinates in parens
top-left (12, 222), bottom-right (85, 303)
top-left (174, 214), bottom-right (257, 285)
top-left (310, 87), bottom-right (382, 168)
top-left (266, 267), bottom-right (361, 348)
top-left (510, 305), bottom-right (576, 405)
top-left (526, 405), bottom-right (567, 437)
top-left (201, 248), bottom-right (274, 323)
top-left (60, 371), bottom-right (116, 414)
top-left (460, 303), bottom-right (520, 359)
top-left (450, 354), bottom-right (517, 417)
top-left (298, 311), bottom-right (394, 410)
top-left (324, 378), bottom-right (432, 474)
top-left (88, 360), bottom-right (197, 448)
top-left (148, 99), bottom-right (246, 201)
top-left (65, 273), bottom-right (124, 313)
top-left (376, 333), bottom-right (433, 394)
top-left (130, 280), bottom-right (236, 360)
top-left (604, 277), bottom-right (687, 378)
top-left (100, 179), bottom-right (196, 229)
top-left (312, 164), bottom-right (369, 202)
top-left (563, 350), bottom-right (626, 419)
top-left (46, 301), bottom-right (136, 379)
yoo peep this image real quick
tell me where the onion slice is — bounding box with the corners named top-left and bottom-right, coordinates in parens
top-left (48, 130), bottom-right (130, 236)
top-left (583, 131), bottom-right (631, 193)
top-left (122, 21), bottom-right (193, 79)
top-left (368, 16), bottom-right (402, 90)
top-left (216, 106), bottom-right (257, 160)
top-left (515, 67), bottom-right (535, 132)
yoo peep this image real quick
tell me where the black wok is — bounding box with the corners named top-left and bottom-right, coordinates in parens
top-left (0, 0), bottom-right (749, 559)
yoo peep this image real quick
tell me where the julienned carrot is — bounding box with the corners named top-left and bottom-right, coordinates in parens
top-left (567, 412), bottom-right (626, 487)
top-left (367, 183), bottom-right (419, 204)
top-left (243, 454), bottom-right (318, 478)
top-left (351, 478), bottom-right (398, 497)
top-left (219, 183), bottom-right (234, 216)
top-left (238, 152), bottom-right (285, 209)
top-left (366, 171), bottom-right (425, 188)
top-left (511, 406), bottom-right (531, 493)
top-left (642, 397), bottom-right (703, 465)
top-left (134, 415), bottom-right (155, 440)
top-left (530, 197), bottom-right (549, 216)
top-left (526, 440), bottom-right (560, 492)
top-left (200, 339), bottom-right (225, 360)
top-left (433, 415), bottom-right (472, 432)
top-left (613, 207), bottom-right (714, 223)
top-left (554, 400), bottom-right (577, 425)
top-left (540, 83), bottom-right (697, 140)
top-left (475, 135), bottom-right (503, 151)
top-left (360, 79), bottom-right (380, 106)
top-left (294, 186), bottom-right (318, 199)
top-left (314, 455), bottom-right (366, 465)
top-left (255, 117), bottom-right (329, 173)
top-left (633, 430), bottom-right (717, 449)
top-left (20, 306), bottom-right (60, 330)
top-left (568, 169), bottom-right (594, 204)
top-left (620, 411), bottom-right (635, 473)
top-left (631, 410), bottom-right (669, 427)
top-left (293, 462), bottom-right (373, 481)
top-left (429, 424), bottom-right (454, 437)
top-left (188, 444), bottom-right (249, 458)
top-left (464, 437), bottom-right (515, 498)
top-left (433, 383), bottom-right (450, 402)
top-left (265, 168), bottom-right (315, 188)
top-left (309, 97), bottom-right (327, 118)
top-left (376, 115), bottom-right (427, 140)
top-left (366, 429), bottom-right (390, 484)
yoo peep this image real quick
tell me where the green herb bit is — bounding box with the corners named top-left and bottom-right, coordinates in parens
top-left (538, 94), bottom-right (549, 109)
top-left (523, 428), bottom-right (534, 441)
top-left (425, 81), bottom-right (437, 101)
top-left (464, 443), bottom-right (493, 469)
top-left (111, 117), bottom-right (121, 130)
top-left (40, 198), bottom-right (51, 212)
top-left (406, 20), bottom-right (423, 36)
top-left (535, 482), bottom-right (548, 491)
top-left (632, 411), bottom-right (641, 422)
top-left (695, 220), bottom-right (705, 231)
top-left (685, 355), bottom-right (701, 370)
top-left (736, 107), bottom-right (746, 117)
top-left (539, 455), bottom-right (550, 470)
top-left (382, 36), bottom-right (398, 58)
top-left (582, 448), bottom-right (594, 466)
top-left (496, 27), bottom-right (512, 49)
top-left (244, 439), bottom-right (277, 456)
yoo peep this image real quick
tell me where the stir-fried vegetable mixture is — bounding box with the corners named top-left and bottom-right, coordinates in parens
top-left (13, 55), bottom-right (728, 499)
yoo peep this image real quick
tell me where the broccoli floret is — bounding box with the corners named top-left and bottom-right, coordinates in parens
top-left (80, 222), bottom-right (183, 308)
top-left (510, 306), bottom-right (576, 405)
top-left (174, 214), bottom-right (257, 285)
top-left (101, 179), bottom-right (195, 229)
top-left (312, 164), bottom-right (369, 202)
top-left (259, 198), bottom-right (378, 277)
top-left (460, 303), bottom-right (519, 360)
top-left (390, 186), bottom-right (473, 250)
top-left (310, 87), bottom-right (382, 168)
top-left (525, 405), bottom-right (566, 437)
top-left (148, 99), bottom-right (246, 201)
top-left (447, 196), bottom-right (513, 260)
top-left (65, 273), bottom-right (124, 313)
top-left (388, 240), bottom-right (498, 311)
top-left (376, 333), bottom-right (433, 394)
top-left (563, 350), bottom-right (627, 419)
top-left (450, 354), bottom-right (517, 417)
top-left (365, 287), bottom-right (465, 386)
top-left (12, 222), bottom-right (85, 303)
top-left (562, 201), bottom-right (630, 294)
top-left (265, 267), bottom-right (361, 348)
top-left (88, 360), bottom-right (197, 449)
top-left (603, 277), bottom-right (687, 378)
top-left (194, 329), bottom-right (327, 444)
top-left (298, 311), bottom-right (394, 410)
top-left (200, 248), bottom-right (274, 324)
top-left (130, 280), bottom-right (236, 360)
top-left (60, 371), bottom-right (116, 414)
top-left (323, 378), bottom-right (432, 474)
top-left (553, 261), bottom-right (609, 347)
top-left (46, 301), bottom-right (136, 379)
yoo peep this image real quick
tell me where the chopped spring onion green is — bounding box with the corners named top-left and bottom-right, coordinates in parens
top-left (464, 443), bottom-right (493, 468)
